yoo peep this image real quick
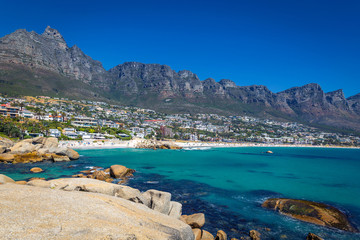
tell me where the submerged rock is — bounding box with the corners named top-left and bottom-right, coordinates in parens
top-left (262, 198), bottom-right (357, 232)
top-left (0, 183), bottom-right (194, 240)
top-left (306, 233), bottom-right (324, 240)
top-left (249, 230), bottom-right (261, 240)
top-left (30, 167), bottom-right (43, 173)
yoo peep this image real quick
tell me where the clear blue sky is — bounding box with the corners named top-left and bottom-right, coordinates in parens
top-left (0, 0), bottom-right (359, 97)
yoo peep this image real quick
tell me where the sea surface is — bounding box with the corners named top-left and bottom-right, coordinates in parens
top-left (1, 147), bottom-right (360, 239)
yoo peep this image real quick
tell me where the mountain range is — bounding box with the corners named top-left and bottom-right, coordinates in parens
top-left (0, 26), bottom-right (359, 133)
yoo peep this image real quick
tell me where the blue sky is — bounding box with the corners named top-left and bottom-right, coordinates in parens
top-left (0, 0), bottom-right (359, 97)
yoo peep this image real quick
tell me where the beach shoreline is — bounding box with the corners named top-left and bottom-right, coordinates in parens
top-left (60, 139), bottom-right (360, 150)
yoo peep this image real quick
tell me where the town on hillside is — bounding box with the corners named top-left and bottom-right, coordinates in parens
top-left (0, 94), bottom-right (359, 147)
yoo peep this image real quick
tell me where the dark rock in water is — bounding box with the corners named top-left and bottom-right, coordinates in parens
top-left (142, 166), bottom-right (155, 169)
top-left (262, 198), bottom-right (357, 232)
top-left (110, 164), bottom-right (135, 179)
top-left (215, 230), bottom-right (227, 240)
top-left (249, 230), bottom-right (261, 240)
top-left (306, 233), bottom-right (324, 240)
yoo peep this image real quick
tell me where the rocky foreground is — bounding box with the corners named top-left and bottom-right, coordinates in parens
top-left (0, 136), bottom-right (79, 163)
top-left (0, 177), bottom-right (193, 240)
top-left (0, 171), bottom-right (334, 240)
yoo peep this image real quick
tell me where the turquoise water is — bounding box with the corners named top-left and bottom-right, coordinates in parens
top-left (1, 147), bottom-right (360, 239)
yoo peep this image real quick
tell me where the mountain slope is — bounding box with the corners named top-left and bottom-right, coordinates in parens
top-left (0, 26), bottom-right (111, 99)
top-left (0, 27), bottom-right (359, 133)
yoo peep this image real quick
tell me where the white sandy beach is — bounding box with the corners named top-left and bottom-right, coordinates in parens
top-left (60, 139), bottom-right (360, 150)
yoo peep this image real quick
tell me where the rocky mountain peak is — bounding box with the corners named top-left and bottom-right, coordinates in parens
top-left (303, 83), bottom-right (322, 91)
top-left (1, 27), bottom-right (360, 132)
top-left (203, 78), bottom-right (217, 84)
top-left (348, 93), bottom-right (360, 101)
top-left (178, 70), bottom-right (199, 80)
top-left (326, 89), bottom-right (345, 99)
top-left (219, 79), bottom-right (237, 88)
top-left (42, 26), bottom-right (65, 42)
top-left (70, 44), bottom-right (83, 54)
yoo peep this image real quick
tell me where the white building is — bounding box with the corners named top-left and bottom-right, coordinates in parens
top-left (49, 129), bottom-right (61, 138)
top-left (72, 116), bottom-right (98, 127)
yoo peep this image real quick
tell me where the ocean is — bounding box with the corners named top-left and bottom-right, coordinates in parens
top-left (1, 147), bottom-right (360, 239)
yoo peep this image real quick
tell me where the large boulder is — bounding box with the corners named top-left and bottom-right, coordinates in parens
top-left (168, 201), bottom-right (182, 219)
top-left (43, 137), bottom-right (58, 148)
top-left (10, 141), bottom-right (36, 154)
top-left (110, 164), bottom-right (135, 178)
top-left (0, 153), bottom-right (15, 162)
top-left (0, 137), bottom-right (14, 148)
top-left (142, 189), bottom-right (172, 214)
top-left (0, 174), bottom-right (15, 184)
top-left (262, 198), bottom-right (357, 232)
top-left (64, 148), bottom-right (80, 160)
top-left (181, 213), bottom-right (206, 228)
top-left (53, 147), bottom-right (80, 160)
top-left (32, 136), bottom-right (46, 145)
top-left (0, 183), bottom-right (194, 240)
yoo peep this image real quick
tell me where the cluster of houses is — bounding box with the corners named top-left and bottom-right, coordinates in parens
top-left (49, 128), bottom-right (115, 140)
top-left (1, 95), bottom-right (359, 146)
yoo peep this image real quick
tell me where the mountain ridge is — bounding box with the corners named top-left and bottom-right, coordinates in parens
top-left (0, 27), bottom-right (359, 133)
